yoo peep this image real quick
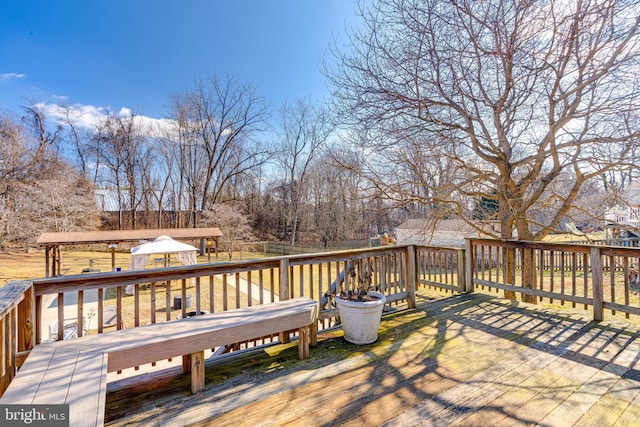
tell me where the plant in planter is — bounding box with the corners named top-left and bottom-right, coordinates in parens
top-left (332, 259), bottom-right (387, 344)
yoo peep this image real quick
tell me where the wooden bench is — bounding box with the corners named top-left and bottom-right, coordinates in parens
top-left (0, 297), bottom-right (319, 427)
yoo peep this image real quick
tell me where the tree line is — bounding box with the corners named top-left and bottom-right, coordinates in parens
top-left (2, 0), bottom-right (640, 249)
top-left (0, 74), bottom-right (402, 249)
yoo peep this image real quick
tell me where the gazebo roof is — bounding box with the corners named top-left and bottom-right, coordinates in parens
top-left (37, 228), bottom-right (223, 246)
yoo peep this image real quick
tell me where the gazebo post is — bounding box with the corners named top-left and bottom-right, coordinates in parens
top-left (55, 246), bottom-right (61, 276)
top-left (51, 246), bottom-right (57, 277)
top-left (199, 238), bottom-right (206, 257)
top-left (60, 247), bottom-right (63, 275)
top-left (45, 246), bottom-right (50, 278)
top-left (109, 244), bottom-right (117, 271)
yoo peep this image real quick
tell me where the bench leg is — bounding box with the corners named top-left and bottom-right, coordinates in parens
top-left (190, 351), bottom-right (206, 393)
top-left (182, 354), bottom-right (191, 373)
top-left (311, 321), bottom-right (317, 348)
top-left (298, 326), bottom-right (310, 359)
top-left (279, 331), bottom-right (290, 344)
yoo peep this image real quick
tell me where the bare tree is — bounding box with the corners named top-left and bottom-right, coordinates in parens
top-left (170, 73), bottom-right (271, 227)
top-left (0, 115), bottom-right (29, 244)
top-left (56, 103), bottom-right (98, 183)
top-left (327, 0), bottom-right (640, 242)
top-left (0, 116), bottom-right (27, 184)
top-left (11, 164), bottom-right (98, 242)
top-left (95, 111), bottom-right (149, 229)
top-left (201, 204), bottom-right (254, 259)
top-left (0, 112), bottom-right (96, 246)
top-left (308, 155), bottom-right (365, 245)
top-left (148, 129), bottom-right (180, 228)
top-left (275, 98), bottom-right (334, 245)
top-left (21, 104), bottom-right (62, 167)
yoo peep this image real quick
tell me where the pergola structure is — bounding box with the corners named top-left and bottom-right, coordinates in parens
top-left (36, 228), bottom-right (223, 277)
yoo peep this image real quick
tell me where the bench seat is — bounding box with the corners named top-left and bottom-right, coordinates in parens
top-left (0, 297), bottom-right (319, 427)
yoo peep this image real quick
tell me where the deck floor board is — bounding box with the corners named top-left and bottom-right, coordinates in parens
top-left (104, 293), bottom-right (640, 426)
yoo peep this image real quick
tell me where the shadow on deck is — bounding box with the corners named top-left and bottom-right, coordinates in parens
top-left (105, 292), bottom-right (640, 426)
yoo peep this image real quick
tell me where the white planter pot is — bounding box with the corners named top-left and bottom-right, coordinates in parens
top-left (335, 291), bottom-right (386, 344)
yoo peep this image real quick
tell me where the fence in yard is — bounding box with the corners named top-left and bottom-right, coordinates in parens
top-left (3, 239), bottom-right (640, 396)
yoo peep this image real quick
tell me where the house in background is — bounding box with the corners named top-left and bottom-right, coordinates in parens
top-left (604, 180), bottom-right (640, 244)
top-left (395, 219), bottom-right (499, 248)
top-left (605, 180), bottom-right (640, 229)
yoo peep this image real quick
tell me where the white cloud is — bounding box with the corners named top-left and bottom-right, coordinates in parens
top-left (37, 102), bottom-right (109, 129)
top-left (0, 72), bottom-right (26, 81)
top-left (36, 102), bottom-right (175, 137)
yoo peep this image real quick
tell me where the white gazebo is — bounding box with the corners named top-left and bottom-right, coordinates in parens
top-left (126, 235), bottom-right (198, 294)
top-left (130, 235), bottom-right (198, 270)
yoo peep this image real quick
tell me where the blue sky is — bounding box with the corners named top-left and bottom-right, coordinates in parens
top-left (0, 0), bottom-right (359, 121)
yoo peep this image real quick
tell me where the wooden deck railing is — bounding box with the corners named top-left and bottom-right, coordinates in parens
top-left (0, 245), bottom-right (428, 396)
top-left (416, 246), bottom-right (465, 293)
top-left (467, 239), bottom-right (640, 320)
top-left (0, 281), bottom-right (34, 394)
top-left (4, 239), bottom-right (640, 397)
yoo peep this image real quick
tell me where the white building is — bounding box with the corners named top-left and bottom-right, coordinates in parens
top-left (395, 219), bottom-right (499, 248)
top-left (604, 180), bottom-right (640, 228)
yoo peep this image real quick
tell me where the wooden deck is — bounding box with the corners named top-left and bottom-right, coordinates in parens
top-left (105, 293), bottom-right (640, 426)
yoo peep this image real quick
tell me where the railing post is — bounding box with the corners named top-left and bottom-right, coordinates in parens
top-left (406, 245), bottom-right (416, 309)
top-left (521, 247), bottom-right (537, 305)
top-left (279, 258), bottom-right (290, 343)
top-left (457, 248), bottom-right (467, 293)
top-left (464, 239), bottom-right (473, 293)
top-left (35, 294), bottom-right (42, 345)
top-left (2, 307), bottom-right (16, 394)
top-left (591, 247), bottom-right (604, 321)
top-left (279, 258), bottom-right (290, 301)
top-left (17, 284), bottom-right (35, 355)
